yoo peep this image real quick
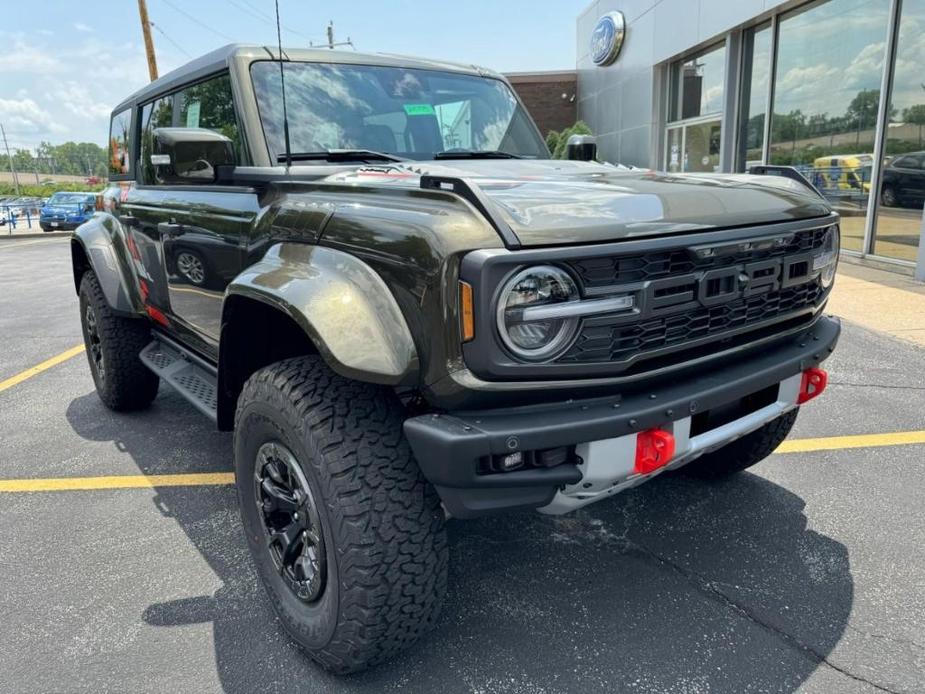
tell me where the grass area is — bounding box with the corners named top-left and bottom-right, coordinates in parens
top-left (0, 181), bottom-right (106, 197)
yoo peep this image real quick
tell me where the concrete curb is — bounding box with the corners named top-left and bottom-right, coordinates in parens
top-left (0, 231), bottom-right (72, 241)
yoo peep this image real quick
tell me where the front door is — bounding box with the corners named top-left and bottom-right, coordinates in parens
top-left (125, 71), bottom-right (254, 358)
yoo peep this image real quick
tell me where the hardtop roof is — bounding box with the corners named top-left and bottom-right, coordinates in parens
top-left (111, 43), bottom-right (500, 116)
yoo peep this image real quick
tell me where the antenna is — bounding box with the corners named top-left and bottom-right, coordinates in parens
top-left (274, 0), bottom-right (292, 169)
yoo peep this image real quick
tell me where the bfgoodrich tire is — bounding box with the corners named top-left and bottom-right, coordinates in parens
top-left (234, 356), bottom-right (448, 673)
top-left (681, 409), bottom-right (798, 479)
top-left (78, 271), bottom-right (159, 411)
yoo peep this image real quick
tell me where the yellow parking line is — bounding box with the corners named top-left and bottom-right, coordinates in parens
top-left (2, 430), bottom-right (925, 493)
top-left (0, 344), bottom-right (85, 394)
top-left (0, 472), bottom-right (235, 493)
top-left (776, 430), bottom-right (925, 454)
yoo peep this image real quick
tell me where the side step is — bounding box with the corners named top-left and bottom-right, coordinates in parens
top-left (139, 337), bottom-right (218, 422)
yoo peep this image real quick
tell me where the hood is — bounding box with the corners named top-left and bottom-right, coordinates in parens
top-left (329, 160), bottom-right (832, 247)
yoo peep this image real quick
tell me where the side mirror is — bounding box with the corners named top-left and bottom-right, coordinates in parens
top-left (151, 127), bottom-right (235, 184)
top-left (566, 134), bottom-right (597, 162)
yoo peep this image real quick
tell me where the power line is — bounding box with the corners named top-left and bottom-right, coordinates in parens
top-left (226, 0), bottom-right (321, 44)
top-left (159, 0), bottom-right (236, 42)
top-left (150, 21), bottom-right (193, 58)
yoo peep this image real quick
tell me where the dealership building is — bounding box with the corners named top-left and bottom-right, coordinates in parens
top-left (573, 0), bottom-right (925, 277)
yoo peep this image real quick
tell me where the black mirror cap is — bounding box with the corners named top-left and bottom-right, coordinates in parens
top-left (152, 127), bottom-right (235, 184)
top-left (566, 134), bottom-right (597, 162)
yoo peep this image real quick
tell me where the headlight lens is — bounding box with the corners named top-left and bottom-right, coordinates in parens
top-left (496, 265), bottom-right (580, 361)
top-left (813, 226), bottom-right (840, 288)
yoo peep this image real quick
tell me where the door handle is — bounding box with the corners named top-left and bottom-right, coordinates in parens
top-left (158, 221), bottom-right (183, 237)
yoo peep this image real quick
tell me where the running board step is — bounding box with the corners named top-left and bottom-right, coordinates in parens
top-left (139, 339), bottom-right (218, 422)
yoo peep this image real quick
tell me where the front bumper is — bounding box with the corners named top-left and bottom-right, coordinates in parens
top-left (404, 315), bottom-right (840, 518)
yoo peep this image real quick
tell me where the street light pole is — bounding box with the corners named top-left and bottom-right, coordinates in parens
top-left (1, 123), bottom-right (20, 196)
top-left (137, 0), bottom-right (158, 82)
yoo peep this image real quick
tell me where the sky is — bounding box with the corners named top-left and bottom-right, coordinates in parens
top-left (0, 0), bottom-right (589, 150)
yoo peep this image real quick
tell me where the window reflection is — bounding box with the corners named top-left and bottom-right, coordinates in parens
top-left (738, 24), bottom-right (771, 170)
top-left (873, 0), bottom-right (925, 261)
top-left (770, 0), bottom-right (890, 252)
top-left (249, 62), bottom-right (547, 161)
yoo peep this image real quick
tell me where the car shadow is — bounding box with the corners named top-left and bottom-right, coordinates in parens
top-left (66, 389), bottom-right (852, 693)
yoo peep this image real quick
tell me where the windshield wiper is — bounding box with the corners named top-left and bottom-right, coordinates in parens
top-left (279, 149), bottom-right (407, 163)
top-left (433, 150), bottom-right (522, 160)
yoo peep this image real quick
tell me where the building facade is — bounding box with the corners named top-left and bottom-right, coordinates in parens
top-left (506, 71), bottom-right (578, 138)
top-left (577, 0), bottom-right (925, 276)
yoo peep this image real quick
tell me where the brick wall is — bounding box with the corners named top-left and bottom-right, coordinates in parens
top-left (505, 71), bottom-right (578, 139)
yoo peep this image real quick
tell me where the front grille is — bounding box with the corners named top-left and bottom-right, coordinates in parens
top-left (570, 226), bottom-right (829, 289)
top-left (557, 226), bottom-right (832, 366)
top-left (559, 282), bottom-right (822, 364)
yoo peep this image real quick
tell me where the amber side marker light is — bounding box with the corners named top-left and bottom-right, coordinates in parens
top-left (460, 281), bottom-right (475, 342)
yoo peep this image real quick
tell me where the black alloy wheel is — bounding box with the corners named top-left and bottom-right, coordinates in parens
top-left (254, 441), bottom-right (326, 603)
top-left (84, 301), bottom-right (105, 383)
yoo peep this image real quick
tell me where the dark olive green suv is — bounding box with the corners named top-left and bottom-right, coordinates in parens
top-left (72, 44), bottom-right (840, 672)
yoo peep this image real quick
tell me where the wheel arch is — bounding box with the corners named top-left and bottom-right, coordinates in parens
top-left (217, 243), bottom-right (419, 430)
top-left (71, 215), bottom-right (142, 315)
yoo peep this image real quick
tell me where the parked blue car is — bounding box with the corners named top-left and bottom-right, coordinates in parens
top-left (39, 192), bottom-right (97, 231)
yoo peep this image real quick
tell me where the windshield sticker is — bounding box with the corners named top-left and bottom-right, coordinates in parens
top-left (403, 103), bottom-right (436, 117)
top-left (185, 101), bottom-right (201, 128)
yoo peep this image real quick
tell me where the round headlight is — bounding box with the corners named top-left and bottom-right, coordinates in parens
top-left (816, 226), bottom-right (840, 288)
top-left (496, 265), bottom-right (580, 361)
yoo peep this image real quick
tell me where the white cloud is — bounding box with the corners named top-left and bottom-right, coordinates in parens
top-left (0, 39), bottom-right (62, 74)
top-left (45, 81), bottom-right (112, 121)
top-left (74, 23), bottom-right (93, 33)
top-left (0, 97), bottom-right (66, 135)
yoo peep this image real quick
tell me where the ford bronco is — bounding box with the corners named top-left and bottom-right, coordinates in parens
top-left (72, 45), bottom-right (840, 672)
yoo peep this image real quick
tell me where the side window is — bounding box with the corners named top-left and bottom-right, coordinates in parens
top-left (176, 73), bottom-right (244, 163)
top-left (139, 95), bottom-right (174, 185)
top-left (108, 108), bottom-right (132, 176)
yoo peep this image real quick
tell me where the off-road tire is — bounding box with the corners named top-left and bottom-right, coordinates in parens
top-left (78, 271), bottom-right (159, 411)
top-left (234, 355), bottom-right (448, 673)
top-left (881, 185), bottom-right (898, 207)
top-left (681, 409), bottom-right (798, 479)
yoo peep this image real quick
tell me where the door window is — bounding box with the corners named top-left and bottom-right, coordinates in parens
top-left (108, 108), bottom-right (132, 177)
top-left (176, 73), bottom-right (243, 161)
top-left (139, 96), bottom-right (174, 185)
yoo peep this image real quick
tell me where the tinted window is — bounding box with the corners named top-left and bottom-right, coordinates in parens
top-left (176, 73), bottom-right (243, 160)
top-left (108, 108), bottom-right (132, 176)
top-left (250, 61), bottom-right (547, 161)
top-left (139, 73), bottom-right (242, 185)
top-left (139, 96), bottom-right (174, 184)
top-left (893, 156), bottom-right (921, 169)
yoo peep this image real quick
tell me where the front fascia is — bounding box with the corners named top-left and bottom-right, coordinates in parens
top-left (458, 214), bottom-right (839, 383)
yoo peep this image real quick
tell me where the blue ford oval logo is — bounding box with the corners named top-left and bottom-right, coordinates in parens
top-left (590, 11), bottom-right (626, 67)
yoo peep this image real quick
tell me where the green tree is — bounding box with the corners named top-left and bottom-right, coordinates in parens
top-left (545, 121), bottom-right (594, 159)
top-left (902, 104), bottom-right (925, 147)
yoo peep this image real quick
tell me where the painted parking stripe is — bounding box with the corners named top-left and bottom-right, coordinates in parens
top-left (1, 430), bottom-right (924, 493)
top-left (776, 430), bottom-right (925, 454)
top-left (0, 472), bottom-right (235, 493)
top-left (0, 344), bottom-right (85, 394)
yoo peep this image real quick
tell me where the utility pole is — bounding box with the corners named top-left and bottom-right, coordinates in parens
top-left (320, 21), bottom-right (352, 50)
top-left (0, 123), bottom-right (20, 195)
top-left (137, 0), bottom-right (158, 81)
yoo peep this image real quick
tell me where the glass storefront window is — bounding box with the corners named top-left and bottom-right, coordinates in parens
top-left (666, 43), bottom-right (726, 172)
top-left (769, 0), bottom-right (890, 252)
top-left (737, 23), bottom-right (771, 170)
top-left (873, 0), bottom-right (925, 262)
top-left (670, 44), bottom-right (726, 121)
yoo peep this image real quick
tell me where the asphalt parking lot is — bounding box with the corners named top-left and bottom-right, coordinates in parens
top-left (1, 237), bottom-right (924, 694)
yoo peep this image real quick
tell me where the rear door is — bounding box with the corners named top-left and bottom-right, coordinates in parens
top-left (125, 73), bottom-right (257, 359)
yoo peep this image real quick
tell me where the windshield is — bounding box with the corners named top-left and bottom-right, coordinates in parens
top-left (250, 61), bottom-right (548, 162)
top-left (48, 193), bottom-right (93, 205)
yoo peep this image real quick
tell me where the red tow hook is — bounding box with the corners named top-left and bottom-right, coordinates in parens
top-left (798, 367), bottom-right (828, 404)
top-left (634, 429), bottom-right (676, 475)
